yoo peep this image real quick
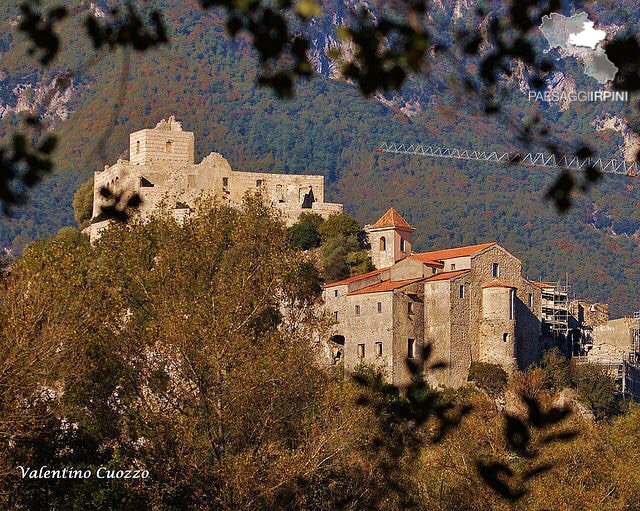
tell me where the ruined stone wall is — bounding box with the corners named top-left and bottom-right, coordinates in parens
top-left (129, 122), bottom-right (195, 165)
top-left (570, 300), bottom-right (609, 327)
top-left (89, 119), bottom-right (343, 239)
top-left (424, 280), bottom-right (451, 387)
top-left (392, 283), bottom-right (425, 386)
top-left (592, 318), bottom-right (634, 359)
top-left (229, 171), bottom-right (325, 204)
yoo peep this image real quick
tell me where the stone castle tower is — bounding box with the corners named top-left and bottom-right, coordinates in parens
top-left (85, 117), bottom-right (343, 241)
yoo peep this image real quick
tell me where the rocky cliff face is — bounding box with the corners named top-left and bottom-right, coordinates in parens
top-left (0, 75), bottom-right (75, 122)
top-left (592, 114), bottom-right (640, 161)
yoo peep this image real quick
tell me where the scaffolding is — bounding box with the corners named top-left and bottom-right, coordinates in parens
top-left (540, 276), bottom-right (570, 337)
top-left (631, 312), bottom-right (640, 366)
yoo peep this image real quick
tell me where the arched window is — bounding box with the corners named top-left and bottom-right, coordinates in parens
top-left (380, 236), bottom-right (386, 251)
top-left (166, 140), bottom-right (173, 153)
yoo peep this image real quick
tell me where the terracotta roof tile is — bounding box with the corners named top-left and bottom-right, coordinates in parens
top-left (425, 269), bottom-right (470, 282)
top-left (347, 278), bottom-right (424, 296)
top-left (482, 279), bottom-right (516, 289)
top-left (323, 267), bottom-right (387, 288)
top-left (370, 207), bottom-right (415, 230)
top-left (412, 242), bottom-right (496, 262)
top-left (528, 280), bottom-right (554, 289)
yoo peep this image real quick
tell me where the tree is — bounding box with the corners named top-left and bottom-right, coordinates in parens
top-left (0, 195), bottom-right (371, 509)
top-left (318, 213), bottom-right (361, 242)
top-left (540, 348), bottom-right (572, 390)
top-left (288, 222), bottom-right (321, 250)
top-left (72, 175), bottom-right (94, 228)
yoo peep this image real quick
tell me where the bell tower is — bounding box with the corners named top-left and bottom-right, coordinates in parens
top-left (366, 207), bottom-right (416, 269)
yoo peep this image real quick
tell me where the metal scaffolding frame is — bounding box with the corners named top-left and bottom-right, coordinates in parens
top-left (632, 311), bottom-right (640, 366)
top-left (540, 276), bottom-right (570, 337)
top-left (376, 142), bottom-right (640, 177)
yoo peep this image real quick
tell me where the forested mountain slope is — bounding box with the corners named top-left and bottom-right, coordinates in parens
top-left (1, 0), bottom-right (639, 316)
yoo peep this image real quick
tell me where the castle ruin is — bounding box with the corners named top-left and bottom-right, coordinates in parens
top-left (85, 117), bottom-right (343, 240)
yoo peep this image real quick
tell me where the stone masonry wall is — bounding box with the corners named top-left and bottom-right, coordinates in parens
top-left (392, 283), bottom-right (425, 386)
top-left (424, 280), bottom-right (452, 387)
top-left (342, 292), bottom-right (396, 380)
top-left (448, 273), bottom-right (472, 387)
top-left (469, 246), bottom-right (522, 369)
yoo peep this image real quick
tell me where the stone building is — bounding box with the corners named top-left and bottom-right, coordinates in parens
top-left (85, 116), bottom-right (343, 240)
top-left (323, 207), bottom-right (546, 388)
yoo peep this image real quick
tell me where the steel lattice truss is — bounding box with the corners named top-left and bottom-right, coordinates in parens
top-left (376, 142), bottom-right (639, 177)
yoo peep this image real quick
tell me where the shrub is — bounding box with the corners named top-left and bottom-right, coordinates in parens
top-left (540, 348), bottom-right (571, 390)
top-left (572, 363), bottom-right (619, 420)
top-left (318, 213), bottom-right (361, 242)
top-left (288, 222), bottom-right (321, 249)
top-left (297, 212), bottom-right (324, 230)
top-left (468, 362), bottom-right (508, 396)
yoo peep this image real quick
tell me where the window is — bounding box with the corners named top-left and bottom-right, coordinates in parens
top-left (136, 140), bottom-right (140, 154)
top-left (334, 311), bottom-right (338, 321)
top-left (408, 301), bottom-right (414, 314)
top-left (377, 302), bottom-right (382, 313)
top-left (451, 263), bottom-right (456, 271)
top-left (408, 339), bottom-right (415, 359)
top-left (432, 267), bottom-right (437, 274)
top-left (166, 140), bottom-right (173, 153)
top-left (459, 284), bottom-right (465, 298)
top-left (375, 342), bottom-right (383, 358)
top-left (492, 263), bottom-right (500, 277)
top-left (503, 333), bottom-right (509, 343)
top-left (528, 293), bottom-right (533, 308)
top-left (256, 179), bottom-right (263, 187)
top-left (222, 177), bottom-right (229, 190)
top-left (401, 239), bottom-right (406, 252)
top-left (334, 290), bottom-right (338, 297)
top-left (355, 305), bottom-right (361, 316)
top-left (509, 289), bottom-right (514, 320)
top-left (357, 344), bottom-right (365, 359)
top-left (380, 237), bottom-right (386, 251)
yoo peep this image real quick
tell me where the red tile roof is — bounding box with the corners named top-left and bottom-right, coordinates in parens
top-left (425, 269), bottom-right (470, 282)
top-left (323, 267), bottom-right (388, 288)
top-left (528, 280), bottom-right (554, 289)
top-left (347, 278), bottom-right (425, 296)
top-left (411, 242), bottom-right (496, 263)
top-left (370, 207), bottom-right (415, 230)
top-left (482, 279), bottom-right (516, 289)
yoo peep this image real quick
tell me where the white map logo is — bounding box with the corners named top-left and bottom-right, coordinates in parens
top-left (539, 12), bottom-right (617, 84)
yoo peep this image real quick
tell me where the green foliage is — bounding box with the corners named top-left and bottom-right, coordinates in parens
top-left (540, 348), bottom-right (572, 390)
top-left (72, 175), bottom-right (94, 228)
top-left (572, 363), bottom-right (620, 420)
top-left (297, 212), bottom-right (324, 230)
top-left (468, 362), bottom-right (508, 396)
top-left (288, 222), bottom-right (320, 249)
top-left (320, 235), bottom-right (352, 282)
top-left (318, 213), bottom-right (361, 242)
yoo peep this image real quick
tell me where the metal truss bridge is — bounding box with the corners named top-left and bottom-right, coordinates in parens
top-left (376, 142), bottom-right (639, 177)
